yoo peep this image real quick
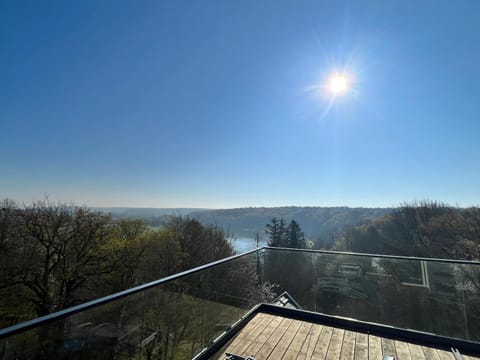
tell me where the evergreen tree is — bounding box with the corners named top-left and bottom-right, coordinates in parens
top-left (286, 219), bottom-right (305, 249)
top-left (266, 217), bottom-right (305, 248)
top-left (265, 217), bottom-right (287, 247)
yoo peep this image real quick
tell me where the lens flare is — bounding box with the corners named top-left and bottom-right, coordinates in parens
top-left (328, 73), bottom-right (349, 95)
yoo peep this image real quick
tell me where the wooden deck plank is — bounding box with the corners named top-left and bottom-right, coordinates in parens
top-left (354, 333), bottom-right (368, 360)
top-left (254, 315), bottom-right (283, 345)
top-left (254, 318), bottom-right (293, 360)
top-left (215, 313), bottom-right (267, 359)
top-left (297, 323), bottom-right (323, 360)
top-left (325, 328), bottom-right (344, 360)
top-left (407, 343), bottom-right (426, 360)
top-left (282, 321), bottom-right (312, 360)
top-left (368, 335), bottom-right (382, 360)
top-left (435, 349), bottom-right (453, 360)
top-left (227, 313), bottom-right (275, 356)
top-left (243, 315), bottom-right (285, 358)
top-left (382, 338), bottom-right (397, 358)
top-left (422, 346), bottom-right (441, 360)
top-left (289, 321), bottom-right (313, 352)
top-left (312, 325), bottom-right (334, 359)
top-left (225, 313), bottom-right (271, 354)
top-left (212, 313), bottom-right (480, 360)
top-left (464, 356), bottom-right (480, 360)
top-left (266, 319), bottom-right (302, 360)
top-left (340, 330), bottom-right (356, 359)
top-left (394, 340), bottom-right (412, 360)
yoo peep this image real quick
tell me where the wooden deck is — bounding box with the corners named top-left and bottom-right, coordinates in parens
top-left (213, 313), bottom-right (479, 360)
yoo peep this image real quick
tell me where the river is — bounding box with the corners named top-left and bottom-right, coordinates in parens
top-left (231, 237), bottom-right (268, 253)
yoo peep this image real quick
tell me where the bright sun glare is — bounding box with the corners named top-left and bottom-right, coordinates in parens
top-left (328, 73), bottom-right (349, 95)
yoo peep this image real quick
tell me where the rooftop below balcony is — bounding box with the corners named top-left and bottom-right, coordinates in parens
top-left (213, 312), bottom-right (478, 360)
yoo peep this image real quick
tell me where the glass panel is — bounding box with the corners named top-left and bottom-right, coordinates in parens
top-left (262, 248), bottom-right (480, 342)
top-left (261, 249), bottom-right (315, 309)
top-left (1, 248), bottom-right (479, 359)
top-left (0, 251), bottom-right (261, 360)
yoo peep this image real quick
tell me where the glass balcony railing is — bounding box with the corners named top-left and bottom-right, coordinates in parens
top-left (1, 247), bottom-right (479, 359)
top-left (0, 249), bottom-right (262, 360)
top-left (261, 248), bottom-right (480, 342)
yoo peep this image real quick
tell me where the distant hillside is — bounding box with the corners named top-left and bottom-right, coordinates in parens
top-left (94, 206), bottom-right (392, 247)
top-left (94, 207), bottom-right (207, 226)
top-left (190, 207), bottom-right (392, 246)
top-left (95, 207), bottom-right (206, 218)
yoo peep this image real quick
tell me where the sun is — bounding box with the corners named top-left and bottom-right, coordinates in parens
top-left (328, 73), bottom-right (349, 95)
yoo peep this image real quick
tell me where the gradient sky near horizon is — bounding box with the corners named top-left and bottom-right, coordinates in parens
top-left (1, 1), bottom-right (480, 208)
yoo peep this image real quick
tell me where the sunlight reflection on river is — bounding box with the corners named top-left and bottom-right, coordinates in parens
top-left (231, 237), bottom-right (268, 253)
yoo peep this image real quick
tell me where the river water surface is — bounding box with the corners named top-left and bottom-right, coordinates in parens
top-left (231, 237), bottom-right (267, 253)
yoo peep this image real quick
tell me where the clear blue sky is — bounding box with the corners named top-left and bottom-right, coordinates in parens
top-left (1, 1), bottom-right (480, 208)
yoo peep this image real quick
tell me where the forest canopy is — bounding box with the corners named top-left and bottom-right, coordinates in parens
top-left (0, 199), bottom-right (234, 329)
top-left (335, 201), bottom-right (480, 260)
